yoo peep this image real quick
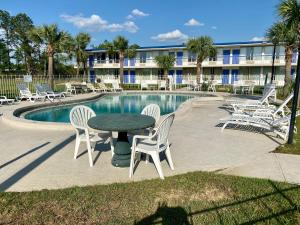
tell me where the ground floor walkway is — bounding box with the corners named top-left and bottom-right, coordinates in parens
top-left (0, 94), bottom-right (299, 192)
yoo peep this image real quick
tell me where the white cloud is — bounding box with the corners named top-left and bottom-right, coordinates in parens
top-left (184, 18), bottom-right (204, 26)
top-left (151, 29), bottom-right (188, 42)
top-left (61, 14), bottom-right (138, 33)
top-left (211, 26), bottom-right (217, 30)
top-left (250, 36), bottom-right (266, 41)
top-left (127, 9), bottom-right (149, 19)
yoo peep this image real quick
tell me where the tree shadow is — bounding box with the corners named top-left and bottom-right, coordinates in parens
top-left (0, 135), bottom-right (75, 191)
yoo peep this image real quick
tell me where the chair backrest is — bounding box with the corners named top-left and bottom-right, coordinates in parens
top-left (86, 83), bottom-right (94, 90)
top-left (35, 84), bottom-right (45, 93)
top-left (65, 82), bottom-right (72, 89)
top-left (112, 82), bottom-right (120, 89)
top-left (69, 105), bottom-right (96, 131)
top-left (274, 92), bottom-right (294, 117)
top-left (141, 104), bottom-right (161, 123)
top-left (260, 87), bottom-right (276, 104)
top-left (98, 83), bottom-right (107, 89)
top-left (155, 113), bottom-right (175, 147)
top-left (17, 83), bottom-right (28, 91)
top-left (41, 83), bottom-right (52, 92)
top-left (160, 80), bottom-right (166, 87)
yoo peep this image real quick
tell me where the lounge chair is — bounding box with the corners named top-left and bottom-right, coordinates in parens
top-left (86, 83), bottom-right (101, 93)
top-left (35, 84), bottom-right (60, 102)
top-left (112, 82), bottom-right (123, 92)
top-left (41, 83), bottom-right (66, 98)
top-left (159, 80), bottom-right (167, 90)
top-left (17, 83), bottom-right (46, 102)
top-left (69, 105), bottom-right (114, 167)
top-left (0, 96), bottom-right (14, 105)
top-left (220, 111), bottom-right (300, 141)
top-left (208, 80), bottom-right (217, 92)
top-left (129, 113), bottom-right (175, 179)
top-left (233, 92), bottom-right (293, 119)
top-left (97, 82), bottom-right (111, 92)
top-left (65, 82), bottom-right (76, 95)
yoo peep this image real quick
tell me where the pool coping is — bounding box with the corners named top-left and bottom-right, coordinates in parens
top-left (1, 91), bottom-right (224, 131)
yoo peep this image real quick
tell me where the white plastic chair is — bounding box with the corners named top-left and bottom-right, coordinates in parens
top-left (129, 113), bottom-right (175, 179)
top-left (69, 105), bottom-right (114, 167)
top-left (112, 81), bottom-right (123, 92)
top-left (141, 104), bottom-right (161, 125)
top-left (65, 83), bottom-right (76, 95)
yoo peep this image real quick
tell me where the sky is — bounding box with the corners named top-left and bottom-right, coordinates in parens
top-left (1, 0), bottom-right (281, 48)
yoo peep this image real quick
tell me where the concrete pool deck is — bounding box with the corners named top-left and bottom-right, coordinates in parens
top-left (0, 91), bottom-right (299, 192)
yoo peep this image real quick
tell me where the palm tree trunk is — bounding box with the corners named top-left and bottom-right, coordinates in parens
top-left (119, 52), bottom-right (124, 84)
top-left (196, 60), bottom-right (202, 84)
top-left (76, 61), bottom-right (80, 76)
top-left (284, 47), bottom-right (293, 96)
top-left (164, 69), bottom-right (169, 89)
top-left (48, 54), bottom-right (54, 89)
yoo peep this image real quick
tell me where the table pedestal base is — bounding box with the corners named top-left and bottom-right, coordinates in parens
top-left (111, 132), bottom-right (131, 167)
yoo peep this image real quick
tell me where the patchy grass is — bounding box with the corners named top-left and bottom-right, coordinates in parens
top-left (274, 118), bottom-right (300, 155)
top-left (1, 171), bottom-right (300, 224)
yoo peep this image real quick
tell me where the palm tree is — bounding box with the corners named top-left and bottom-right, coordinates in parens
top-left (186, 36), bottom-right (216, 84)
top-left (101, 37), bottom-right (138, 84)
top-left (278, 0), bottom-right (300, 143)
top-left (31, 24), bottom-right (71, 88)
top-left (154, 55), bottom-right (175, 88)
top-left (73, 32), bottom-right (91, 76)
top-left (266, 21), bottom-right (298, 94)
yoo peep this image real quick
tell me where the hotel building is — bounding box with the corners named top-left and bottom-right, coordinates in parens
top-left (86, 41), bottom-right (298, 86)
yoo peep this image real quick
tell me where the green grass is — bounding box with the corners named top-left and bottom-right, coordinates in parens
top-left (1, 171), bottom-right (300, 224)
top-left (274, 118), bottom-right (300, 155)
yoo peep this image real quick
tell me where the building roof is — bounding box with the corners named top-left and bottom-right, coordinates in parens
top-left (85, 40), bottom-right (272, 52)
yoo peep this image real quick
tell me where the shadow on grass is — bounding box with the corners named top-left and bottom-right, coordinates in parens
top-left (0, 135), bottom-right (75, 191)
top-left (134, 181), bottom-right (300, 225)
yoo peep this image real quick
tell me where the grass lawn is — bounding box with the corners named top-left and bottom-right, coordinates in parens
top-left (274, 118), bottom-right (300, 155)
top-left (1, 171), bottom-right (300, 225)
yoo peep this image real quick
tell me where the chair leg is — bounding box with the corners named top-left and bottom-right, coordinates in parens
top-left (129, 149), bottom-right (136, 178)
top-left (165, 146), bottom-right (174, 170)
top-left (86, 136), bottom-right (94, 167)
top-left (74, 136), bottom-right (80, 159)
top-left (145, 154), bottom-right (150, 164)
top-left (150, 152), bottom-right (164, 179)
top-left (109, 136), bottom-right (114, 156)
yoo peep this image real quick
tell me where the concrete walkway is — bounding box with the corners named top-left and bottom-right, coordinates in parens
top-left (0, 93), bottom-right (299, 192)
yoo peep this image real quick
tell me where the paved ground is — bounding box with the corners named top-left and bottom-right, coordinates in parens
top-left (0, 92), bottom-right (299, 192)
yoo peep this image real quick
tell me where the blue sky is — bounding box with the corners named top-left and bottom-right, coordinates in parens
top-left (1, 0), bottom-right (280, 47)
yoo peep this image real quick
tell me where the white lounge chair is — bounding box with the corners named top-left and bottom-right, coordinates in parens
top-left (86, 83), bottom-right (101, 93)
top-left (17, 83), bottom-right (46, 102)
top-left (41, 83), bottom-right (66, 98)
top-left (112, 82), bottom-right (123, 92)
top-left (69, 105), bottom-right (114, 167)
top-left (35, 84), bottom-right (59, 102)
top-left (220, 111), bottom-right (300, 141)
top-left (159, 80), bottom-right (167, 90)
top-left (0, 96), bottom-right (14, 105)
top-left (96, 82), bottom-right (111, 92)
top-left (140, 81), bottom-right (149, 90)
top-left (129, 113), bottom-right (175, 179)
top-left (208, 80), bottom-right (218, 92)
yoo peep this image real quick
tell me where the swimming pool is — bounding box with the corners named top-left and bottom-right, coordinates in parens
top-left (24, 93), bottom-right (195, 123)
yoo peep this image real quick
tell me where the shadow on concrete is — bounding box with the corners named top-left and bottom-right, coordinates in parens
top-left (0, 135), bottom-right (75, 191)
top-left (134, 181), bottom-right (300, 225)
top-left (0, 142), bottom-right (50, 170)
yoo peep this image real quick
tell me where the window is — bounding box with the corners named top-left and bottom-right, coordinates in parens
top-left (97, 53), bottom-right (106, 63)
top-left (209, 55), bottom-right (216, 61)
top-left (188, 52), bottom-right (196, 62)
top-left (140, 52), bottom-right (146, 63)
top-left (275, 47), bottom-right (280, 59)
top-left (169, 52), bottom-right (175, 57)
top-left (246, 47), bottom-right (254, 60)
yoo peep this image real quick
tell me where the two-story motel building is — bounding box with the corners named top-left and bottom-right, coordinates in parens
top-left (86, 41), bottom-right (298, 86)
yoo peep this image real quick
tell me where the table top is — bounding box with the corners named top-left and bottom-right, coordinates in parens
top-left (88, 114), bottom-right (155, 132)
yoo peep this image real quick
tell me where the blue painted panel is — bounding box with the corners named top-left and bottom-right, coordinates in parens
top-left (89, 70), bottom-right (95, 83)
top-left (291, 68), bottom-right (295, 77)
top-left (176, 52), bottom-right (183, 65)
top-left (223, 50), bottom-right (230, 64)
top-left (169, 70), bottom-right (174, 76)
top-left (231, 69), bottom-right (239, 84)
top-left (222, 70), bottom-right (230, 84)
top-left (124, 57), bottom-right (128, 66)
top-left (292, 51), bottom-right (297, 63)
top-left (232, 49), bottom-right (240, 64)
top-left (130, 58), bottom-right (135, 66)
top-left (89, 55), bottom-right (94, 67)
top-left (176, 70), bottom-right (183, 84)
top-left (123, 71), bottom-right (129, 84)
top-left (130, 70), bottom-right (136, 83)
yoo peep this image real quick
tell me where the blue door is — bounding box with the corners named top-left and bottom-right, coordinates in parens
top-left (232, 49), bottom-right (240, 64)
top-left (176, 70), bottom-right (183, 84)
top-left (231, 69), bottom-right (239, 84)
top-left (169, 70), bottom-right (174, 76)
top-left (89, 70), bottom-right (95, 83)
top-left (124, 57), bottom-right (128, 66)
top-left (123, 71), bottom-right (129, 84)
top-left (130, 70), bottom-right (136, 84)
top-left (130, 58), bottom-right (135, 66)
top-left (292, 51), bottom-right (297, 63)
top-left (223, 50), bottom-right (230, 64)
top-left (222, 70), bottom-right (230, 84)
top-left (89, 55), bottom-right (94, 67)
top-left (176, 52), bottom-right (183, 66)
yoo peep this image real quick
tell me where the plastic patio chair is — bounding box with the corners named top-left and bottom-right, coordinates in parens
top-left (69, 105), bottom-right (114, 167)
top-left (129, 113), bottom-right (175, 179)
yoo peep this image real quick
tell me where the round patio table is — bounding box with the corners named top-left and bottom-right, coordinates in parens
top-left (88, 114), bottom-right (155, 167)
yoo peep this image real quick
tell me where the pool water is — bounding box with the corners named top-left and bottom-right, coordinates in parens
top-left (24, 94), bottom-right (195, 123)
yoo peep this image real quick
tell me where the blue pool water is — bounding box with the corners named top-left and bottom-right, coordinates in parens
top-left (24, 94), bottom-right (195, 123)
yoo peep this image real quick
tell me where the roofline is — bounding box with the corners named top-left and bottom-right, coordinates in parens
top-left (85, 41), bottom-right (273, 52)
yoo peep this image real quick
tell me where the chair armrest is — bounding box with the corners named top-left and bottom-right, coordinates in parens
top-left (132, 134), bottom-right (153, 148)
top-left (0, 96), bottom-right (6, 99)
